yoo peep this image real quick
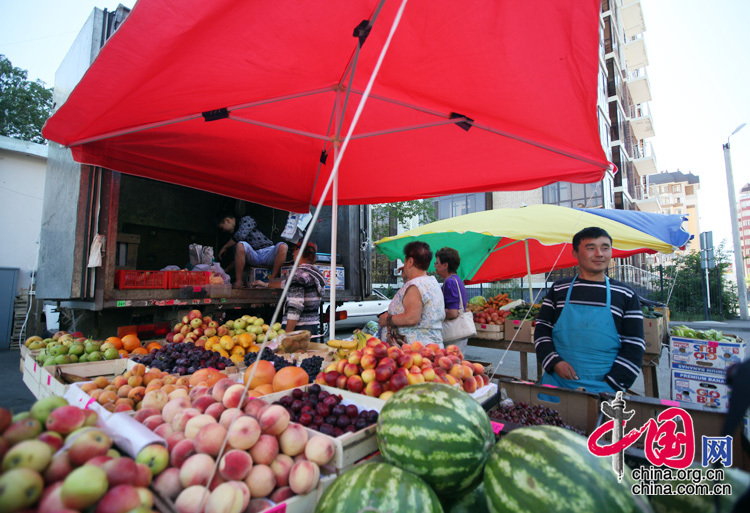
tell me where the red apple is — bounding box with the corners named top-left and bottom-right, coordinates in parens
top-left (372, 343), bottom-right (388, 360)
top-left (374, 365), bottom-right (393, 383)
top-left (386, 346), bottom-right (403, 360)
top-left (389, 373), bottom-right (409, 392)
top-left (335, 374), bottom-right (348, 389)
top-left (188, 310), bottom-right (203, 321)
top-left (346, 376), bottom-right (365, 394)
top-left (360, 354), bottom-right (377, 370)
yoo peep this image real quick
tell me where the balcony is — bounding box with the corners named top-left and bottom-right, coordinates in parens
top-left (626, 74), bottom-right (652, 105)
top-left (630, 113), bottom-right (655, 141)
top-left (633, 141), bottom-right (657, 176)
top-left (624, 37), bottom-right (648, 71)
top-left (633, 186), bottom-right (661, 213)
top-left (621, 1), bottom-right (646, 39)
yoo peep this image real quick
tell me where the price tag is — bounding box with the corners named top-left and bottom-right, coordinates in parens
top-left (491, 421), bottom-right (504, 435)
top-left (660, 399), bottom-right (680, 407)
top-left (116, 301), bottom-right (127, 307)
top-left (203, 299), bottom-right (211, 304)
top-left (192, 300), bottom-right (200, 305)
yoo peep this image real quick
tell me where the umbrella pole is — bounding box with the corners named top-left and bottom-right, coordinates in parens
top-left (330, 171), bottom-right (339, 340)
top-left (524, 239), bottom-right (533, 303)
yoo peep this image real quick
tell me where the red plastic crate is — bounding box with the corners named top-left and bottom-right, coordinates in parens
top-left (115, 270), bottom-right (168, 289)
top-left (167, 271), bottom-right (211, 289)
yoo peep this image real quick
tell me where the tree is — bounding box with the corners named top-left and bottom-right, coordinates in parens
top-left (653, 242), bottom-right (738, 321)
top-left (371, 200), bottom-right (437, 286)
top-left (0, 54), bottom-right (53, 144)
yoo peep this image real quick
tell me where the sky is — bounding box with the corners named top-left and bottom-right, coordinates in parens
top-left (1, 0), bottom-right (749, 249)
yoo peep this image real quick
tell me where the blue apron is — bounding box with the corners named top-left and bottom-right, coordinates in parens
top-left (540, 276), bottom-right (619, 393)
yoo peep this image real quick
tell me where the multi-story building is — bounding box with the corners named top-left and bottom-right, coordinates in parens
top-left (738, 184), bottom-right (750, 278)
top-left (647, 171), bottom-right (701, 252)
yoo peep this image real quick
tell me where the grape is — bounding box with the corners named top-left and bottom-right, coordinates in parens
top-left (488, 403), bottom-right (584, 435)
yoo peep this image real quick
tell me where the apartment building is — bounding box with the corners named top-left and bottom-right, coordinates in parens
top-left (648, 170), bottom-right (701, 252)
top-left (738, 183), bottom-right (750, 278)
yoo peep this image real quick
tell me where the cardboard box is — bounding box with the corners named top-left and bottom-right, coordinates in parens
top-left (643, 317), bottom-right (664, 355)
top-left (670, 335), bottom-right (746, 372)
top-left (671, 369), bottom-right (729, 410)
top-left (474, 322), bottom-right (504, 341)
top-left (252, 264), bottom-right (345, 290)
top-left (504, 319), bottom-right (534, 343)
top-left (599, 392), bottom-right (748, 469)
top-left (487, 378), bottom-right (600, 436)
top-left (261, 384), bottom-right (385, 470)
top-left (33, 360), bottom-right (130, 399)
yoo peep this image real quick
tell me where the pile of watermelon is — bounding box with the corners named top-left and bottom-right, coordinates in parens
top-left (313, 382), bottom-right (749, 513)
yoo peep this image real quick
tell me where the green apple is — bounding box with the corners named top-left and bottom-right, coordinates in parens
top-left (2, 439), bottom-right (53, 472)
top-left (49, 344), bottom-right (68, 357)
top-left (135, 444), bottom-right (169, 476)
top-left (87, 351), bottom-right (103, 362)
top-left (272, 322), bottom-right (282, 331)
top-left (84, 341), bottom-right (101, 354)
top-left (256, 334), bottom-right (266, 344)
top-left (225, 320), bottom-right (234, 329)
top-left (103, 347), bottom-right (119, 360)
top-left (61, 464), bottom-right (108, 510)
top-left (266, 330), bottom-right (277, 340)
top-left (43, 357), bottom-right (56, 367)
top-left (69, 343), bottom-right (85, 356)
top-left (0, 468), bottom-right (44, 512)
top-left (29, 396), bottom-right (68, 425)
top-left (253, 318), bottom-right (265, 326)
top-left (233, 318), bottom-right (247, 330)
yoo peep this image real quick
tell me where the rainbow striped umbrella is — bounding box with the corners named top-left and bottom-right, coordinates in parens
top-left (374, 204), bottom-right (691, 285)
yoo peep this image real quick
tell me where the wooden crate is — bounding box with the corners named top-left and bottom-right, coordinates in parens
top-left (474, 322), bottom-right (504, 340)
top-left (30, 360), bottom-right (131, 399)
top-left (262, 385), bottom-right (385, 470)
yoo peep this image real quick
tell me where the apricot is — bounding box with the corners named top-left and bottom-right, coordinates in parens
top-left (94, 376), bottom-right (110, 389)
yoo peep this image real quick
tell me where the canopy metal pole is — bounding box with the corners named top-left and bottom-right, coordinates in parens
top-left (330, 162), bottom-right (339, 341)
top-left (524, 239), bottom-right (533, 303)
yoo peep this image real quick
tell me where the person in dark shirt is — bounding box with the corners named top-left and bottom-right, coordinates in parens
top-left (283, 242), bottom-right (326, 334)
top-left (217, 213), bottom-right (288, 287)
top-left (534, 227), bottom-right (644, 393)
top-left (435, 247), bottom-right (470, 352)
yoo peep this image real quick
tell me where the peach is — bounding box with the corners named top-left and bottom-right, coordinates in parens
top-left (167, 387), bottom-right (189, 401)
top-left (379, 390), bottom-right (395, 400)
top-left (396, 354), bottom-right (413, 369)
top-left (343, 363), bottom-right (360, 378)
top-left (162, 397), bottom-right (191, 424)
top-left (449, 364), bottom-right (465, 380)
top-left (130, 363), bottom-right (146, 376)
top-left (81, 382), bottom-right (99, 393)
top-left (386, 346), bottom-right (403, 360)
top-left (104, 384), bottom-right (118, 393)
top-left (462, 362), bottom-right (475, 377)
top-left (244, 398), bottom-right (269, 419)
top-left (219, 449), bottom-right (253, 481)
top-left (219, 408), bottom-right (243, 430)
top-left (134, 462), bottom-right (153, 487)
top-left (88, 389), bottom-right (104, 402)
top-left (222, 384), bottom-right (249, 409)
top-left (422, 367), bottom-right (436, 382)
top-left (172, 408), bottom-right (201, 432)
top-left (389, 372), bottom-right (409, 392)
top-left (444, 374), bottom-right (459, 386)
top-left (335, 359), bottom-right (347, 374)
top-left (189, 385), bottom-right (209, 401)
top-left (207, 472), bottom-right (226, 491)
top-left (192, 395), bottom-right (217, 413)
top-left (117, 385), bottom-right (133, 398)
top-left (304, 435), bottom-right (335, 466)
top-left (259, 405), bottom-right (290, 436)
top-left (45, 406), bottom-right (85, 435)
top-left (360, 354), bottom-right (377, 370)
top-left (269, 486), bottom-right (294, 503)
top-left (361, 368), bottom-right (376, 384)
top-left (472, 362), bottom-right (485, 375)
top-left (165, 432), bottom-right (186, 453)
top-left (373, 343), bottom-right (388, 360)
top-left (170, 438), bottom-right (196, 468)
top-left (128, 386), bottom-right (146, 403)
top-left (463, 376), bottom-right (478, 393)
top-left (154, 423), bottom-right (175, 438)
top-left (293, 453), bottom-right (307, 463)
top-left (364, 380), bottom-right (383, 397)
top-left (249, 434), bottom-right (279, 465)
top-left (141, 389), bottom-right (168, 411)
top-left (374, 365), bottom-right (393, 383)
top-left (227, 415), bottom-right (261, 451)
top-left (211, 378), bottom-right (235, 403)
top-left (194, 423), bottom-right (228, 456)
top-left (248, 499), bottom-right (275, 513)
top-left (152, 467), bottom-right (182, 500)
top-left (347, 350), bottom-right (362, 365)
top-left (94, 376), bottom-right (110, 388)
top-left (244, 464), bottom-right (276, 498)
top-left (278, 423), bottom-right (308, 457)
top-left (184, 414), bottom-right (217, 439)
top-left (128, 375), bottom-right (143, 388)
top-left (270, 454), bottom-right (294, 487)
top-left (226, 480), bottom-right (251, 512)
top-left (179, 453), bottom-right (215, 488)
top-left (204, 402), bottom-right (226, 420)
top-left (346, 375), bottom-right (365, 394)
top-left (323, 371), bottom-right (339, 387)
top-left (438, 356), bottom-right (453, 370)
top-left (175, 485), bottom-right (208, 513)
top-left (411, 353), bottom-right (423, 367)
top-left (289, 460), bottom-right (320, 495)
top-left (142, 414), bottom-right (165, 431)
top-left (206, 482), bottom-right (245, 513)
top-left (335, 374), bottom-right (348, 389)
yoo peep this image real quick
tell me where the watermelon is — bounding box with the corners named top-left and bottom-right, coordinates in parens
top-left (484, 425), bottom-right (644, 513)
top-left (376, 382), bottom-right (494, 497)
top-left (649, 466), bottom-right (750, 513)
top-left (440, 482), bottom-right (490, 513)
top-left (314, 462), bottom-right (442, 513)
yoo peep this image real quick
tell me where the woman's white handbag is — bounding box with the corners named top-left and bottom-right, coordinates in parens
top-left (442, 276), bottom-right (476, 342)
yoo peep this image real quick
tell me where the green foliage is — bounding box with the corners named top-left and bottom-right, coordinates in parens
top-left (0, 54), bottom-right (53, 144)
top-left (653, 243), bottom-right (738, 321)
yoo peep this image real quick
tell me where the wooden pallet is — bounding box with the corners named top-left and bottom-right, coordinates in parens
top-left (10, 294), bottom-right (31, 350)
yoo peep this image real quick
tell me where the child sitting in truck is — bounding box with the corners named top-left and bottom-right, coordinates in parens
top-left (216, 212), bottom-right (288, 288)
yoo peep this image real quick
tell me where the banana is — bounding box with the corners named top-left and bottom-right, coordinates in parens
top-left (340, 339), bottom-right (358, 350)
top-left (337, 348), bottom-right (353, 358)
top-left (327, 339), bottom-right (343, 348)
top-left (353, 330), bottom-right (370, 350)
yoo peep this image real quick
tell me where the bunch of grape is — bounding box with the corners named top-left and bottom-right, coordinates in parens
top-left (243, 347), bottom-right (295, 371)
top-left (488, 401), bottom-right (584, 435)
top-left (299, 355), bottom-right (324, 383)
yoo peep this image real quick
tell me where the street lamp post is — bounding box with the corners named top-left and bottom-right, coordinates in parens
top-left (723, 123), bottom-right (748, 320)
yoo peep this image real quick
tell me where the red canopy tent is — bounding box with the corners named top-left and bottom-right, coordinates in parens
top-left (43, 0), bottom-right (609, 213)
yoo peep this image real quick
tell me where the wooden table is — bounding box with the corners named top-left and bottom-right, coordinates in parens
top-left (469, 337), bottom-right (661, 398)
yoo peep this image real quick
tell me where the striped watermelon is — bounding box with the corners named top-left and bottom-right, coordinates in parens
top-left (484, 425), bottom-right (644, 513)
top-left (314, 462), bottom-right (442, 513)
top-left (440, 482), bottom-right (490, 513)
top-left (649, 466), bottom-right (750, 513)
top-left (376, 382), bottom-right (494, 497)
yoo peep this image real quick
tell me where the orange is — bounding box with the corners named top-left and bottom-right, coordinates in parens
top-left (243, 360), bottom-right (276, 389)
top-left (105, 336), bottom-right (123, 350)
top-left (238, 333), bottom-right (253, 349)
top-left (122, 334), bottom-right (142, 352)
top-left (230, 354), bottom-right (244, 365)
top-left (254, 383), bottom-right (275, 395)
top-left (230, 346), bottom-right (246, 356)
top-left (248, 344), bottom-right (261, 353)
top-left (272, 366), bottom-right (309, 392)
top-left (146, 342), bottom-right (162, 352)
top-left (130, 347), bottom-right (148, 355)
top-left (219, 335), bottom-right (235, 351)
top-left (118, 349), bottom-right (129, 358)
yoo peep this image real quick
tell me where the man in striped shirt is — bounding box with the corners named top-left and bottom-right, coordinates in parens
top-left (534, 227), bottom-right (645, 393)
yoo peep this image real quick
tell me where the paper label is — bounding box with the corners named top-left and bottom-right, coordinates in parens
top-left (491, 421), bottom-right (504, 434)
top-left (660, 399), bottom-right (680, 407)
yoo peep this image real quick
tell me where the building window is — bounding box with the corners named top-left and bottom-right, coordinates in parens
top-left (671, 184), bottom-right (682, 193)
top-left (542, 182), bottom-right (604, 209)
top-left (433, 193), bottom-right (486, 221)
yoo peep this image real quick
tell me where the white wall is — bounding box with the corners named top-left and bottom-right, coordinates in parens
top-left (0, 136), bottom-right (47, 294)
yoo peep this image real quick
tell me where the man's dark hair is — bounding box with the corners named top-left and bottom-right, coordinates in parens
top-left (215, 211), bottom-right (236, 226)
top-left (297, 241), bottom-right (317, 261)
top-left (572, 227), bottom-right (613, 251)
top-left (404, 241), bottom-right (433, 271)
top-left (436, 247), bottom-right (461, 274)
